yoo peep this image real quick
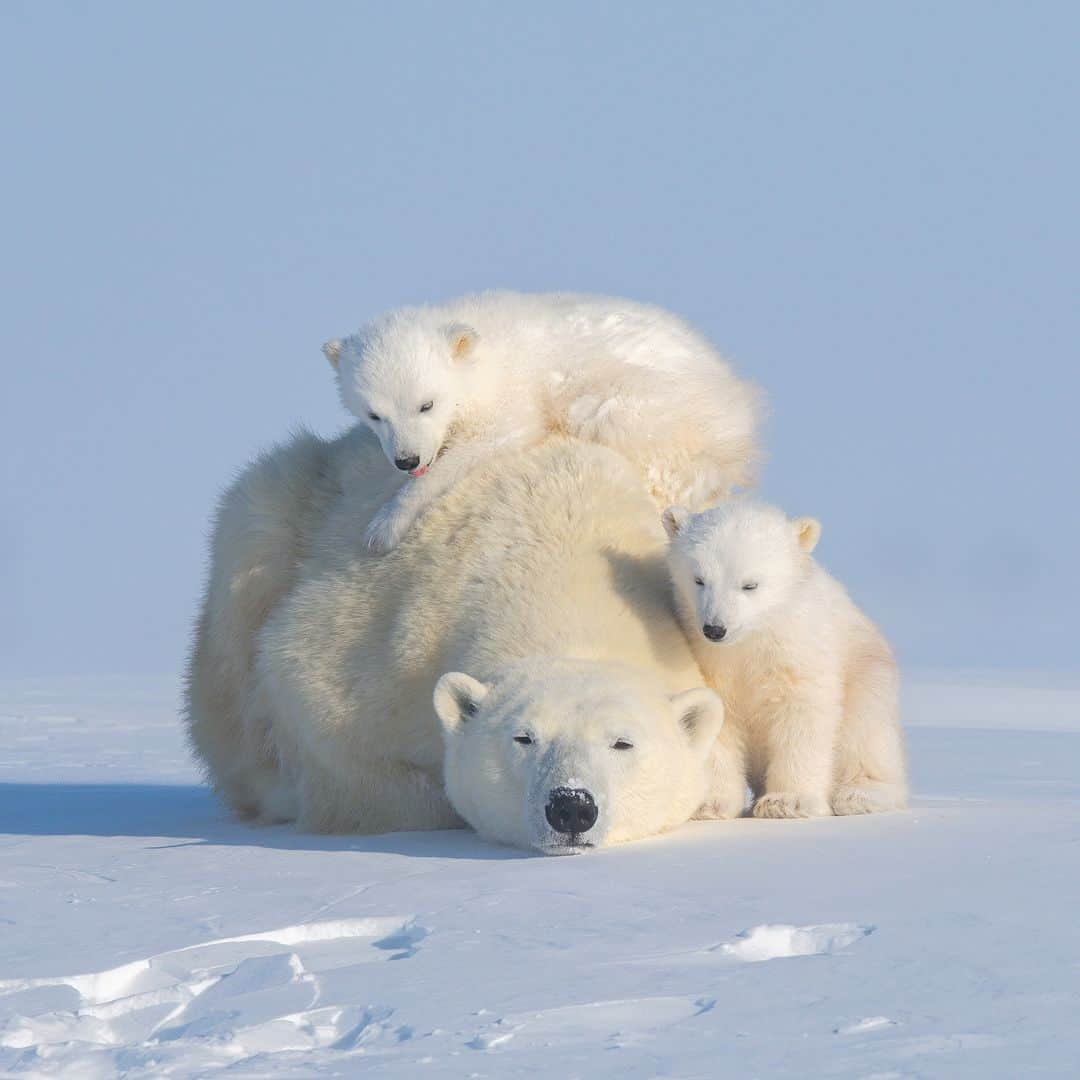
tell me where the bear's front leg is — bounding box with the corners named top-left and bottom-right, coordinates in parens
top-left (752, 687), bottom-right (839, 819)
top-left (695, 722), bottom-right (748, 819)
top-left (363, 487), bottom-right (418, 554)
top-left (363, 435), bottom-right (535, 555)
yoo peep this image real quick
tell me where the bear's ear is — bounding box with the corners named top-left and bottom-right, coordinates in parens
top-left (433, 672), bottom-right (489, 734)
top-left (443, 323), bottom-right (479, 364)
top-left (793, 516), bottom-right (822, 553)
top-left (322, 339), bottom-right (343, 369)
top-left (670, 687), bottom-right (724, 756)
top-left (661, 505), bottom-right (690, 540)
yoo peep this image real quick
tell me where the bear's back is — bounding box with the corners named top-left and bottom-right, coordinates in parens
top-left (259, 436), bottom-right (704, 774)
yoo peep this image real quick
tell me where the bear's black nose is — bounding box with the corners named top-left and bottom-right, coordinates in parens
top-left (394, 455), bottom-right (421, 472)
top-left (545, 788), bottom-right (598, 835)
top-left (703, 622), bottom-right (727, 641)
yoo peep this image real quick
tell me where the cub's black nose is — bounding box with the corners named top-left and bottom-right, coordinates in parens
top-left (703, 622), bottom-right (727, 641)
top-left (545, 788), bottom-right (598, 835)
top-left (395, 455), bottom-right (421, 472)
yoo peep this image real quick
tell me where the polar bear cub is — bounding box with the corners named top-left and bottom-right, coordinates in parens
top-left (663, 500), bottom-right (907, 819)
top-left (323, 291), bottom-right (761, 553)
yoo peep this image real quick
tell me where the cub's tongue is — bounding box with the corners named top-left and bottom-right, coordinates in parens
top-left (409, 465), bottom-right (429, 478)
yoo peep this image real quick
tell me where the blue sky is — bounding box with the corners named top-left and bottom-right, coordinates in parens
top-left (2, 1), bottom-right (1077, 677)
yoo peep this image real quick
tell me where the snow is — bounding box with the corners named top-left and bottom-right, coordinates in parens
top-left (718, 922), bottom-right (873, 964)
top-left (2, 673), bottom-right (1079, 1077)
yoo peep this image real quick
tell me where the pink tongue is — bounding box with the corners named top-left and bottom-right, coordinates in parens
top-left (410, 465), bottom-right (429, 478)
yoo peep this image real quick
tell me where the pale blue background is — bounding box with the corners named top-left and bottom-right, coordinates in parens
top-left (2, 1), bottom-right (1076, 677)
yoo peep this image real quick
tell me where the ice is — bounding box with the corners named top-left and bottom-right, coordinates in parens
top-left (2, 672), bottom-right (1078, 1076)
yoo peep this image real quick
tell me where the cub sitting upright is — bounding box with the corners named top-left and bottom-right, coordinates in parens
top-left (323, 291), bottom-right (761, 553)
top-left (663, 500), bottom-right (907, 819)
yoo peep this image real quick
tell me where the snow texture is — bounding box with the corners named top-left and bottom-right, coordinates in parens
top-left (1, 673), bottom-right (1078, 1077)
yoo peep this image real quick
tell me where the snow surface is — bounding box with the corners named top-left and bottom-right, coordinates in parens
top-left (2, 673), bottom-right (1078, 1077)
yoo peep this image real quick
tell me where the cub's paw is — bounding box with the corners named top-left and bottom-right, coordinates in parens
top-left (694, 795), bottom-right (746, 821)
top-left (695, 778), bottom-right (748, 820)
top-left (752, 792), bottom-right (830, 819)
top-left (363, 505), bottom-right (407, 555)
top-left (831, 783), bottom-right (906, 816)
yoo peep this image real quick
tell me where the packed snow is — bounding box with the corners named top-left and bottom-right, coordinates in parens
top-left (1, 672), bottom-right (1078, 1077)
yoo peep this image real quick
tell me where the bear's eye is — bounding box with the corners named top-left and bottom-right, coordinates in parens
top-left (694, 577), bottom-right (705, 587)
top-left (612, 739), bottom-right (634, 751)
top-left (368, 411), bottom-right (381, 422)
top-left (419, 400), bottom-right (434, 413)
top-left (513, 734), bottom-right (534, 746)
top-left (742, 582), bottom-right (758, 591)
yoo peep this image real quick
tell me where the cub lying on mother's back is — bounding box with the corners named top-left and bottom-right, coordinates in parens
top-left (663, 500), bottom-right (907, 819)
top-left (323, 291), bottom-right (762, 553)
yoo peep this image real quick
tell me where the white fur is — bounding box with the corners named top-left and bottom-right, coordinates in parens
top-left (664, 501), bottom-right (908, 819)
top-left (435, 662), bottom-right (723, 853)
top-left (185, 433), bottom-right (737, 852)
top-left (324, 291), bottom-right (762, 553)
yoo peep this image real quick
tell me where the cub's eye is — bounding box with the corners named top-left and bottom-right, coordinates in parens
top-left (368, 411), bottom-right (381, 422)
top-left (742, 582), bottom-right (758, 591)
top-left (419, 400), bottom-right (434, 413)
top-left (612, 739), bottom-right (634, 751)
top-left (513, 734), bottom-right (534, 746)
top-left (694, 577), bottom-right (705, 587)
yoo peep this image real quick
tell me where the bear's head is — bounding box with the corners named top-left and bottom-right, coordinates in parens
top-left (433, 658), bottom-right (723, 854)
top-left (662, 500), bottom-right (822, 647)
top-left (322, 312), bottom-right (481, 479)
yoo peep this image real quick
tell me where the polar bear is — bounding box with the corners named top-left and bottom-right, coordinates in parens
top-left (185, 431), bottom-right (740, 852)
top-left (322, 291), bottom-right (762, 553)
top-left (663, 500), bottom-right (907, 819)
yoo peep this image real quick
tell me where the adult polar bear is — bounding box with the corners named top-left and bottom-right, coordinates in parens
top-left (186, 430), bottom-right (740, 852)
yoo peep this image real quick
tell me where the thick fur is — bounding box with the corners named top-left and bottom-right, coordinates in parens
top-left (324, 291), bottom-right (763, 552)
top-left (185, 433), bottom-right (740, 851)
top-left (664, 501), bottom-right (908, 819)
top-left (185, 429), bottom-right (340, 822)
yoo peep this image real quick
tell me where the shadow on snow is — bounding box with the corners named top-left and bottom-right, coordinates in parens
top-left (0, 782), bottom-right (528, 860)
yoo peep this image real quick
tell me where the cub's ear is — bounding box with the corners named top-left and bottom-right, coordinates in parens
top-left (443, 323), bottom-right (479, 363)
top-left (433, 672), bottom-right (489, 734)
top-left (322, 339), bottom-right (344, 369)
top-left (661, 505), bottom-right (690, 540)
top-left (793, 516), bottom-right (822, 553)
top-left (671, 687), bottom-right (724, 755)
